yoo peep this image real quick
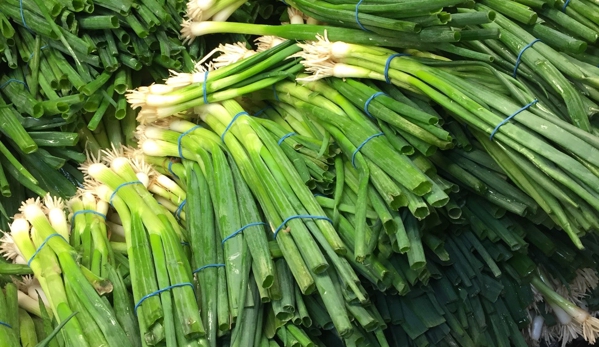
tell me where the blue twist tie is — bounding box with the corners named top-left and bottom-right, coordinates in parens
top-left (193, 263), bottom-right (225, 274)
top-left (20, 0), bottom-right (31, 31)
top-left (364, 92), bottom-right (385, 118)
top-left (562, 0), bottom-right (571, 11)
top-left (352, 132), bottom-right (384, 167)
top-left (134, 283), bottom-right (194, 315)
top-left (110, 181), bottom-right (143, 205)
top-left (175, 199), bottom-right (187, 220)
top-left (221, 222), bottom-right (266, 246)
top-left (167, 160), bottom-right (179, 179)
top-left (273, 85), bottom-right (280, 101)
top-left (384, 54), bottom-right (409, 84)
top-left (0, 321), bottom-right (11, 329)
top-left (203, 71), bottom-right (209, 104)
top-left (221, 111), bottom-right (248, 142)
top-left (512, 39), bottom-right (541, 78)
top-left (28, 233), bottom-right (67, 267)
top-left (490, 99), bottom-right (538, 141)
top-left (222, 222), bottom-right (265, 245)
top-left (70, 210), bottom-right (106, 226)
top-left (278, 132), bottom-right (297, 145)
top-left (0, 79), bottom-right (27, 90)
top-left (178, 125), bottom-right (200, 159)
top-left (254, 105), bottom-right (272, 117)
top-left (273, 215), bottom-right (333, 239)
top-left (355, 0), bottom-right (369, 31)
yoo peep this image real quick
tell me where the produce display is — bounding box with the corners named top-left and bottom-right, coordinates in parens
top-left (2, 0), bottom-right (599, 347)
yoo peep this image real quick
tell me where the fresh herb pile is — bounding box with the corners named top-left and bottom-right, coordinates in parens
top-left (2, 0), bottom-right (599, 347)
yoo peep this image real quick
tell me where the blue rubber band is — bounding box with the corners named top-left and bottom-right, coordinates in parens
top-left (0, 321), bottom-right (11, 329)
top-left (28, 45), bottom-right (48, 61)
top-left (222, 222), bottom-right (265, 245)
top-left (177, 125), bottom-right (200, 159)
top-left (562, 0), bottom-right (571, 11)
top-left (134, 282), bottom-right (194, 315)
top-left (273, 85), bottom-right (280, 101)
top-left (313, 193), bottom-right (326, 197)
top-left (193, 263), bottom-right (225, 274)
top-left (273, 215), bottom-right (333, 239)
top-left (384, 54), bottom-right (409, 84)
top-left (352, 132), bottom-right (384, 167)
top-left (20, 0), bottom-right (31, 31)
top-left (25, 45), bottom-right (48, 71)
top-left (278, 132), bottom-right (297, 145)
top-left (181, 241), bottom-right (189, 246)
top-left (109, 181), bottom-right (143, 205)
top-left (167, 160), bottom-right (179, 179)
top-left (175, 199), bottom-right (187, 220)
top-left (0, 79), bottom-right (27, 90)
top-left (355, 0), bottom-right (369, 31)
top-left (202, 71), bottom-right (209, 104)
top-left (490, 99), bottom-right (538, 141)
top-left (70, 210), bottom-right (106, 226)
top-left (254, 105), bottom-right (272, 117)
top-left (221, 111), bottom-right (248, 142)
top-left (364, 92), bottom-right (385, 118)
top-left (512, 39), bottom-right (541, 78)
top-left (28, 233), bottom-right (67, 267)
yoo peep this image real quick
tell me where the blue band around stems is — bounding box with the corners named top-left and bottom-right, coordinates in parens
top-left (364, 92), bottom-right (385, 118)
top-left (272, 85), bottom-right (280, 101)
top-left (175, 199), bottom-right (187, 220)
top-left (203, 71), bottom-right (209, 104)
top-left (20, 0), bottom-right (31, 31)
top-left (27, 45), bottom-right (48, 61)
top-left (167, 160), bottom-right (179, 179)
top-left (110, 181), bottom-right (143, 205)
top-left (512, 39), bottom-right (541, 78)
top-left (254, 105), bottom-right (272, 117)
top-left (181, 241), bottom-right (189, 246)
top-left (177, 125), bottom-right (201, 159)
top-left (193, 263), bottom-right (225, 274)
top-left (0, 79), bottom-right (27, 90)
top-left (384, 54), bottom-right (409, 84)
top-left (134, 282), bottom-right (194, 315)
top-left (25, 45), bottom-right (48, 71)
top-left (0, 321), bottom-right (11, 329)
top-left (70, 210), bottom-right (107, 227)
top-left (28, 233), bottom-right (67, 267)
top-left (355, 0), bottom-right (369, 31)
top-left (490, 99), bottom-right (538, 141)
top-left (278, 132), bottom-right (297, 145)
top-left (273, 215), bottom-right (333, 239)
top-left (352, 132), bottom-right (384, 167)
top-left (562, 0), bottom-right (571, 11)
top-left (221, 111), bottom-right (248, 142)
top-left (222, 222), bottom-right (265, 245)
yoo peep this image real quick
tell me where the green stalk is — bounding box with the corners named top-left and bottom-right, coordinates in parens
top-left (211, 146), bottom-right (245, 319)
top-left (185, 160), bottom-right (219, 347)
top-left (231, 158), bottom-right (276, 289)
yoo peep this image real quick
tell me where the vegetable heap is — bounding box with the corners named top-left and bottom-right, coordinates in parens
top-left (0, 0), bottom-right (284, 229)
top-left (2, 0), bottom-right (599, 346)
